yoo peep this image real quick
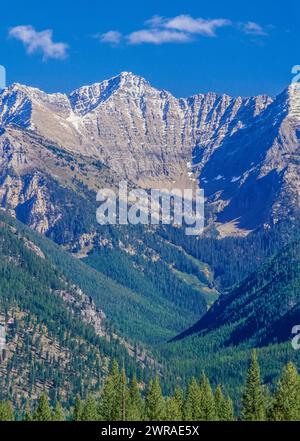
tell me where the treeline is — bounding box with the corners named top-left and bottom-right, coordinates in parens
top-left (1, 353), bottom-right (299, 421)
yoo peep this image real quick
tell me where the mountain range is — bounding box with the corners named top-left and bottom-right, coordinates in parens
top-left (0, 72), bottom-right (299, 238)
top-left (0, 72), bottom-right (299, 405)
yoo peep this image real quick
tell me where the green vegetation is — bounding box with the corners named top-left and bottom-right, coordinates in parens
top-left (84, 243), bottom-right (209, 343)
top-left (153, 237), bottom-right (300, 399)
top-left (0, 209), bottom-right (212, 346)
top-left (1, 355), bottom-right (299, 421)
top-left (158, 216), bottom-right (300, 290)
top-left (0, 216), bottom-right (153, 407)
top-left (0, 210), bottom-right (299, 415)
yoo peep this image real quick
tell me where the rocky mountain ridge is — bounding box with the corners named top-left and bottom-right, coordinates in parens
top-left (0, 73), bottom-right (299, 235)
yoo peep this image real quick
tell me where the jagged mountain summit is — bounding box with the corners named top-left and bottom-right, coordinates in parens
top-left (0, 72), bottom-right (299, 236)
top-left (200, 83), bottom-right (300, 232)
top-left (0, 72), bottom-right (271, 187)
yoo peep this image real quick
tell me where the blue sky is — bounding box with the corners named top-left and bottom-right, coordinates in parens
top-left (0, 0), bottom-right (298, 97)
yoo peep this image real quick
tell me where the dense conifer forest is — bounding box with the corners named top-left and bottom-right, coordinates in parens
top-left (0, 354), bottom-right (299, 421)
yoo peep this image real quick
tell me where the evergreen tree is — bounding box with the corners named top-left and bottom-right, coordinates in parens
top-left (165, 395), bottom-right (182, 421)
top-left (214, 384), bottom-right (225, 421)
top-left (33, 393), bottom-right (52, 421)
top-left (183, 377), bottom-right (201, 420)
top-left (81, 394), bottom-right (98, 421)
top-left (242, 351), bottom-right (265, 421)
top-left (199, 371), bottom-right (217, 421)
top-left (144, 376), bottom-right (165, 421)
top-left (224, 396), bottom-right (235, 421)
top-left (52, 401), bottom-right (64, 421)
top-left (0, 401), bottom-right (14, 421)
top-left (5, 348), bottom-right (300, 423)
top-left (173, 387), bottom-right (184, 418)
top-left (127, 376), bottom-right (143, 421)
top-left (270, 362), bottom-right (300, 421)
top-left (214, 384), bottom-right (235, 421)
top-left (23, 402), bottom-right (33, 421)
top-left (98, 361), bottom-right (121, 420)
top-left (73, 395), bottom-right (83, 421)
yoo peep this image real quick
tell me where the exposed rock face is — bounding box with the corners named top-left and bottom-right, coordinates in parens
top-left (0, 169), bottom-right (61, 234)
top-left (0, 73), bottom-right (271, 184)
top-left (200, 84), bottom-right (300, 229)
top-left (0, 72), bottom-right (299, 235)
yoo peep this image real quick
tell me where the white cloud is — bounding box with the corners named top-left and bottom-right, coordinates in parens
top-left (101, 14), bottom-right (231, 46)
top-left (99, 15), bottom-right (268, 47)
top-left (242, 21), bottom-right (267, 36)
top-left (100, 30), bottom-right (122, 44)
top-left (164, 15), bottom-right (231, 37)
top-left (127, 29), bottom-right (191, 45)
top-left (144, 15), bottom-right (165, 28)
top-left (9, 25), bottom-right (68, 60)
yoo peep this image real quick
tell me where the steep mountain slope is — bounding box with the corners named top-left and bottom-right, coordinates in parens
top-left (0, 211), bottom-right (156, 407)
top-left (0, 74), bottom-right (298, 340)
top-left (0, 209), bottom-right (211, 347)
top-left (0, 210), bottom-right (218, 406)
top-left (175, 238), bottom-right (300, 345)
top-left (157, 214), bottom-right (300, 291)
top-left (200, 83), bottom-right (300, 231)
top-left (0, 120), bottom-right (215, 344)
top-left (158, 238), bottom-right (300, 398)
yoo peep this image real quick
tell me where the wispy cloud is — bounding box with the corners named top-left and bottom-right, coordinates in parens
top-left (99, 30), bottom-right (123, 45)
top-left (99, 15), bottom-right (269, 46)
top-left (127, 29), bottom-right (191, 45)
top-left (101, 14), bottom-right (232, 46)
top-left (163, 15), bottom-right (232, 37)
top-left (9, 25), bottom-right (68, 60)
top-left (242, 21), bottom-right (267, 36)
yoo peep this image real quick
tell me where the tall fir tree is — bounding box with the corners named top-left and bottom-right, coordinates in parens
top-left (33, 393), bottom-right (52, 421)
top-left (224, 396), bottom-right (235, 421)
top-left (144, 376), bottom-right (165, 421)
top-left (165, 395), bottom-right (182, 421)
top-left (52, 401), bottom-right (64, 421)
top-left (214, 384), bottom-right (225, 421)
top-left (242, 351), bottom-right (265, 421)
top-left (98, 361), bottom-right (121, 421)
top-left (198, 371), bottom-right (217, 421)
top-left (81, 394), bottom-right (98, 421)
top-left (73, 395), bottom-right (83, 421)
top-left (183, 377), bottom-right (201, 420)
top-left (127, 376), bottom-right (143, 421)
top-left (270, 362), bottom-right (300, 421)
